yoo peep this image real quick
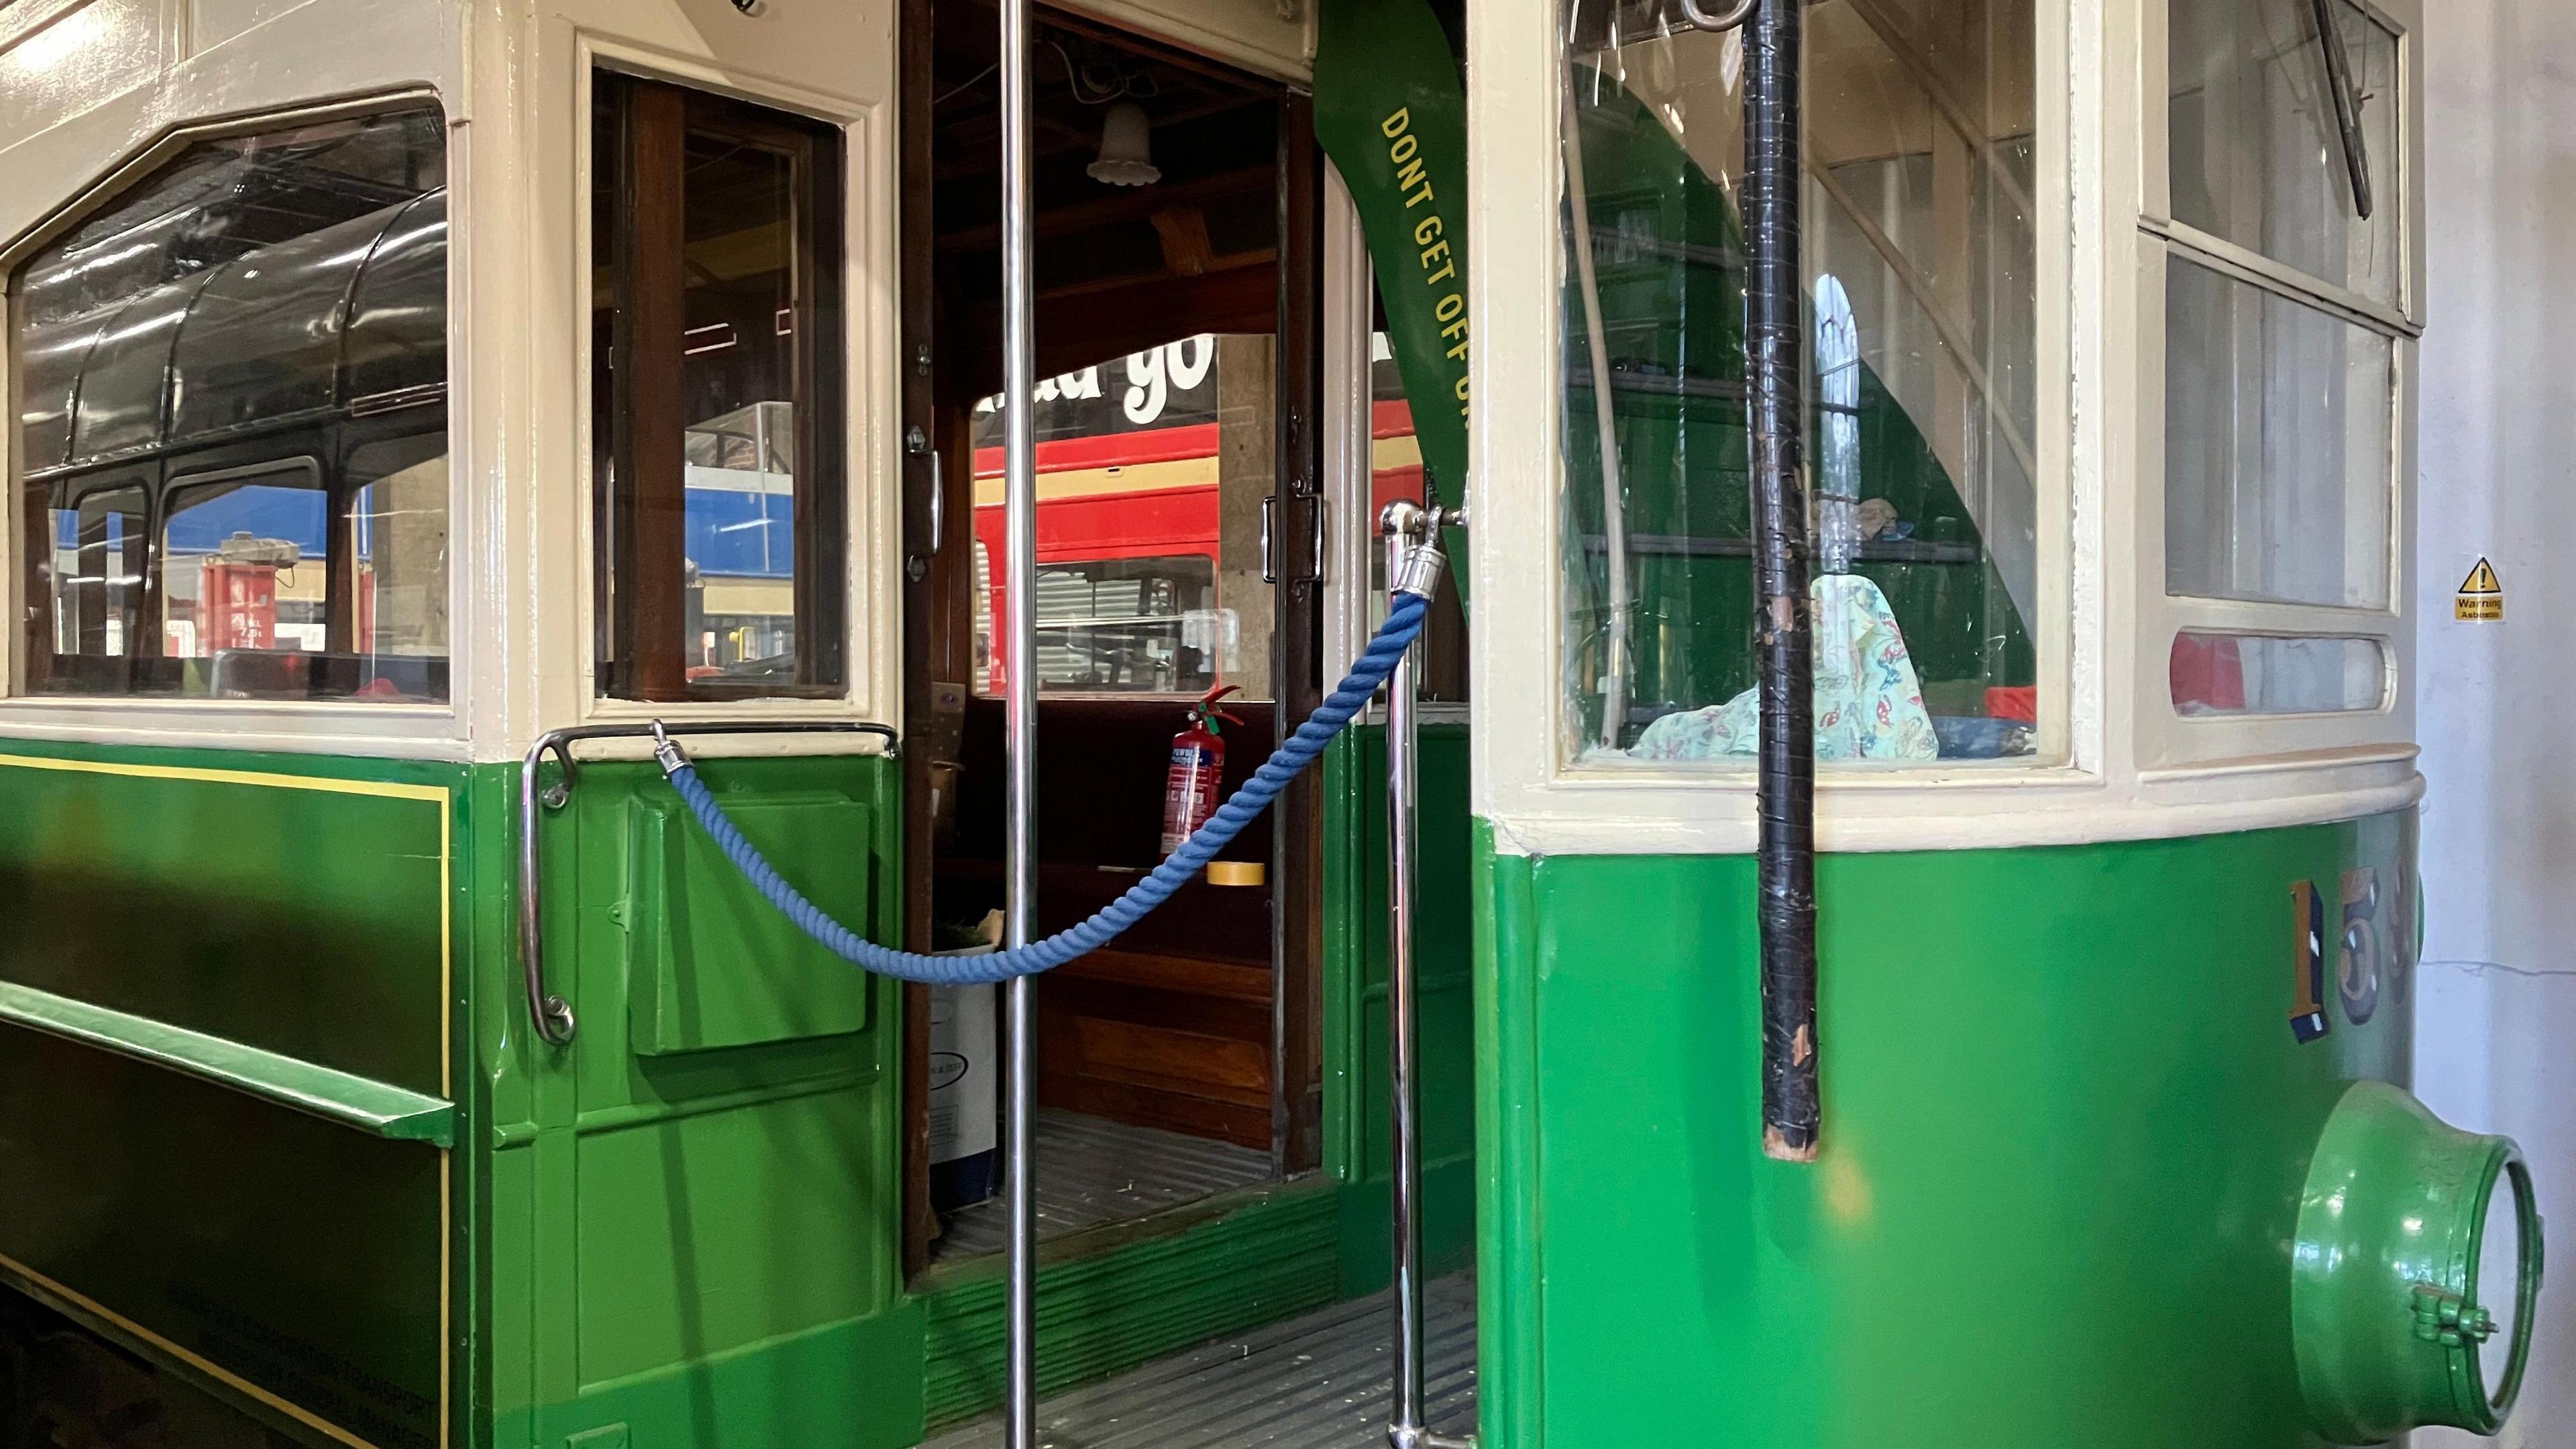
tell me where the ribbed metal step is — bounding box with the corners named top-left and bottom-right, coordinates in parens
top-left (922, 1271), bottom-right (1477, 1449)
top-left (933, 1110), bottom-right (1276, 1263)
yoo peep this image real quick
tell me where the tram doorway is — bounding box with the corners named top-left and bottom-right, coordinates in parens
top-left (898, 3), bottom-right (1331, 1273)
top-left (894, 0), bottom-right (1477, 1304)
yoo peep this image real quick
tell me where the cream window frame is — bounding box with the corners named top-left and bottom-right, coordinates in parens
top-left (516, 1), bottom-right (903, 767)
top-left (0, 56), bottom-right (469, 762)
top-left (1467, 0), bottom-right (2425, 856)
top-left (2131, 0), bottom-right (2424, 773)
top-left (1466, 0), bottom-right (2145, 857)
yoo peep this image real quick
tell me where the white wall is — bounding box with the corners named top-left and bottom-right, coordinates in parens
top-left (2413, 1), bottom-right (2576, 1442)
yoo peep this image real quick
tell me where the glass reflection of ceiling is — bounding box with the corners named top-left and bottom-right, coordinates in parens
top-left (17, 106), bottom-right (445, 330)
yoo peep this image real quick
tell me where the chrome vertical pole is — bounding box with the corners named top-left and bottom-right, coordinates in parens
top-left (1381, 503), bottom-right (1471, 1449)
top-left (999, 0), bottom-right (1042, 1442)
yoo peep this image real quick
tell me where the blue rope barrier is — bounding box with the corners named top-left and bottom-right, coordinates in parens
top-left (661, 589), bottom-right (1434, 986)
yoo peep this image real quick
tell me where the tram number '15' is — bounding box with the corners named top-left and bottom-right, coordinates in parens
top-left (2292, 867), bottom-right (2398, 1043)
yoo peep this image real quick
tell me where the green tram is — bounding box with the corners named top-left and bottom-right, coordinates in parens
top-left (0, 0), bottom-right (2542, 1448)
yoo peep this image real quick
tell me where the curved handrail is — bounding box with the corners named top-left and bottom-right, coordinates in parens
top-left (1678, 0), bottom-right (1756, 33)
top-left (516, 719), bottom-right (899, 1046)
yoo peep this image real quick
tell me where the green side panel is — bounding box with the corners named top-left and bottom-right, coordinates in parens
top-left (0, 739), bottom-right (464, 1449)
top-left (500, 752), bottom-right (909, 1448)
top-left (0, 745), bottom-right (455, 1094)
top-left (523, 1294), bottom-right (924, 1449)
top-left (1324, 726), bottom-right (1477, 1291)
top-left (572, 1089), bottom-right (897, 1384)
top-left (1476, 814), bottom-right (2419, 1449)
top-left (1472, 830), bottom-right (1543, 1449)
top-left (1314, 0), bottom-right (1470, 500)
top-left (919, 1184), bottom-right (1342, 1428)
top-left (625, 793), bottom-right (879, 1055)
top-left (0, 1027), bottom-right (444, 1449)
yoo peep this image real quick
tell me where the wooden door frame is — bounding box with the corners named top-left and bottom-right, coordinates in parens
top-left (898, 0), bottom-right (945, 1279)
top-left (1270, 89), bottom-right (1328, 1175)
top-left (896, 13), bottom-right (1332, 1275)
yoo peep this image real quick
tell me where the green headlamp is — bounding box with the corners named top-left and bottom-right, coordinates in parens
top-left (2293, 1081), bottom-right (2544, 1442)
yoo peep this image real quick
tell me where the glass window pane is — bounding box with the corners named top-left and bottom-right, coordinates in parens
top-left (2164, 256), bottom-right (2392, 609)
top-left (967, 333), bottom-right (1275, 699)
top-left (348, 435), bottom-right (452, 665)
top-left (1558, 0), bottom-right (2040, 765)
top-left (50, 485), bottom-right (148, 667)
top-left (2169, 631), bottom-right (2385, 714)
top-left (162, 470), bottom-right (329, 663)
top-left (2169, 0), bottom-right (2398, 306)
top-left (592, 74), bottom-right (847, 701)
top-left (2476, 1165), bottom-right (2532, 1405)
top-left (11, 105), bottom-right (449, 701)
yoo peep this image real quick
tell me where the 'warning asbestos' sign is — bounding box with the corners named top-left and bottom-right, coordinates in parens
top-left (2455, 557), bottom-right (2504, 622)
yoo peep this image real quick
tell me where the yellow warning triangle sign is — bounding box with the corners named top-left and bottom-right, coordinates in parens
top-left (2456, 557), bottom-right (2504, 621)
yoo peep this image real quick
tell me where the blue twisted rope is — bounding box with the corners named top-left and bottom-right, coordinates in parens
top-left (662, 590), bottom-right (1432, 985)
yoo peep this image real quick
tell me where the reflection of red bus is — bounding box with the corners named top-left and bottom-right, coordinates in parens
top-left (971, 400), bottom-right (1422, 696)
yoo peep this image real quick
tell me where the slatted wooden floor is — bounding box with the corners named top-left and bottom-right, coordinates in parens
top-left (931, 1108), bottom-right (1275, 1262)
top-left (922, 1271), bottom-right (1477, 1449)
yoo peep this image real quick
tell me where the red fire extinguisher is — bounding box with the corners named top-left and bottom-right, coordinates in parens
top-left (1162, 685), bottom-right (1245, 855)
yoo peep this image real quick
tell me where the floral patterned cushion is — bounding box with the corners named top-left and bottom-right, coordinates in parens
top-left (1627, 574), bottom-right (1939, 763)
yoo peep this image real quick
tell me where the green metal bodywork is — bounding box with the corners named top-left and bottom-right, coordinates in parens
top-left (0, 743), bottom-right (464, 1449)
top-left (0, 722), bottom-right (1481, 1449)
top-left (1325, 724), bottom-right (1480, 1292)
top-left (1472, 812), bottom-right (2431, 1449)
top-left (0, 731), bottom-right (2514, 1449)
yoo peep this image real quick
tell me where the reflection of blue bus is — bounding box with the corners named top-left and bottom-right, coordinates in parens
top-left (682, 400), bottom-right (801, 674)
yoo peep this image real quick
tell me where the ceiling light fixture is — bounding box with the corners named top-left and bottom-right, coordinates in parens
top-left (1087, 102), bottom-right (1161, 187)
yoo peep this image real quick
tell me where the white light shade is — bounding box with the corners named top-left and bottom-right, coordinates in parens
top-left (1087, 102), bottom-right (1161, 186)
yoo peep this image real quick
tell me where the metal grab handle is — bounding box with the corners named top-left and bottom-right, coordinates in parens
top-left (517, 719), bottom-right (898, 1046)
top-left (909, 427), bottom-right (947, 557)
top-left (929, 449), bottom-right (946, 555)
top-left (1381, 502), bottom-right (1474, 1449)
top-left (1678, 0), bottom-right (1756, 32)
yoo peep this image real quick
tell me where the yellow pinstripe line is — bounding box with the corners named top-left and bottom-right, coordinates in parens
top-left (0, 751), bottom-right (449, 802)
top-left (0, 749), bottom-right (455, 1449)
top-left (0, 1238), bottom-right (426, 1449)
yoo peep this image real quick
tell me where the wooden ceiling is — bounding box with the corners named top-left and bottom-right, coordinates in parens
top-left (928, 1), bottom-right (1283, 400)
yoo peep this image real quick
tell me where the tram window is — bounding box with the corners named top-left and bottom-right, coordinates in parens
top-left (965, 333), bottom-right (1275, 700)
top-left (48, 485), bottom-right (148, 667)
top-left (347, 435), bottom-right (453, 662)
top-left (2169, 633), bottom-right (2387, 716)
top-left (2168, 0), bottom-right (2399, 309)
top-left (1556, 0), bottom-right (2039, 764)
top-left (10, 105), bottom-right (451, 702)
top-left (161, 466), bottom-right (329, 661)
top-left (2163, 258), bottom-right (2393, 610)
top-left (591, 73), bottom-right (848, 702)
